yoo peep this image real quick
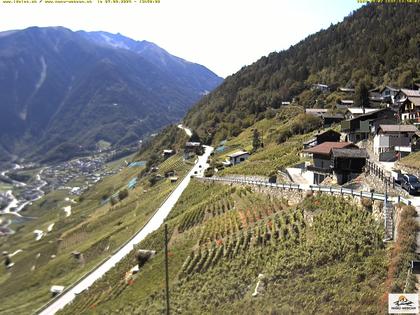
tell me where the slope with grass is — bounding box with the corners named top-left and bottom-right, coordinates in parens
top-left (58, 180), bottom-right (402, 315)
top-left (0, 153), bottom-right (192, 314)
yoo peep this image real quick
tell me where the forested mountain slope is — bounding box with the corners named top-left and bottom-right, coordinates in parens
top-left (184, 4), bottom-right (419, 144)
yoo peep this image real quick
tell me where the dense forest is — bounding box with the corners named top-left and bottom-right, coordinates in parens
top-left (184, 4), bottom-right (420, 144)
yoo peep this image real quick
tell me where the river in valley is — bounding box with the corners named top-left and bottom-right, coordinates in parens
top-left (0, 164), bottom-right (47, 235)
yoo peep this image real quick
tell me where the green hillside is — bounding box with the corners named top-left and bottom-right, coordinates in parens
top-left (0, 154), bottom-right (193, 314)
top-left (57, 180), bottom-right (417, 314)
top-left (184, 4), bottom-right (420, 144)
top-left (2, 4), bottom-right (419, 314)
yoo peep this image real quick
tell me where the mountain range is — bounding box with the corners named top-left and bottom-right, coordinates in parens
top-left (0, 27), bottom-right (222, 163)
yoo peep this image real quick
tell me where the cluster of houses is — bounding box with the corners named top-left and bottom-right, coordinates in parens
top-left (300, 85), bottom-right (420, 184)
top-left (214, 85), bottom-right (420, 185)
top-left (306, 85), bottom-right (420, 158)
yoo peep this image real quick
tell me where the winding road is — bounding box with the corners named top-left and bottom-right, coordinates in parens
top-left (38, 145), bottom-right (213, 315)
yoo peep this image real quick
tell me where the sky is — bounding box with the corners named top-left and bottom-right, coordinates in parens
top-left (0, 0), bottom-right (363, 78)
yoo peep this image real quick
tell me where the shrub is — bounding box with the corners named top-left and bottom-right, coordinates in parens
top-left (118, 189), bottom-right (129, 201)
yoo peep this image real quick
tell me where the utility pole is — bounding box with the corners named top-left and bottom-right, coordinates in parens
top-left (164, 224), bottom-right (170, 315)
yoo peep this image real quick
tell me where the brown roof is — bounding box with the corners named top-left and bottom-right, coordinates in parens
top-left (303, 142), bottom-right (355, 155)
top-left (379, 124), bottom-right (418, 133)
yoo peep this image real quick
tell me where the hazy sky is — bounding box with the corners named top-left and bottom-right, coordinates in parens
top-left (0, 0), bottom-right (362, 77)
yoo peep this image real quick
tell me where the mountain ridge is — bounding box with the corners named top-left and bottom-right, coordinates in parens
top-left (0, 26), bottom-right (222, 164)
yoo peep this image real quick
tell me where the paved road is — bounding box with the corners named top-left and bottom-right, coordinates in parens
top-left (38, 145), bottom-right (213, 315)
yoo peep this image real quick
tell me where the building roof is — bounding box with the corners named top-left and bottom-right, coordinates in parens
top-left (408, 97), bottom-right (420, 106)
top-left (347, 107), bottom-right (395, 122)
top-left (339, 87), bottom-right (355, 93)
top-left (313, 83), bottom-right (329, 88)
top-left (228, 151), bottom-right (249, 158)
top-left (378, 124), bottom-right (418, 133)
top-left (305, 108), bottom-right (328, 114)
top-left (380, 85), bottom-right (399, 93)
top-left (400, 89), bottom-right (420, 98)
top-left (303, 142), bottom-right (355, 155)
top-left (322, 113), bottom-right (344, 119)
top-left (185, 142), bottom-right (201, 147)
top-left (332, 148), bottom-right (368, 159)
top-left (346, 108), bottom-right (378, 115)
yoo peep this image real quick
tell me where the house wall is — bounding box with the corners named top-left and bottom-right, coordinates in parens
top-left (313, 154), bottom-right (331, 169)
top-left (230, 154), bottom-right (250, 165)
top-left (374, 132), bottom-right (415, 155)
top-left (333, 157), bottom-right (366, 173)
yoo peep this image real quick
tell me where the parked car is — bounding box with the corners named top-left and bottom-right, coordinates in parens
top-left (401, 174), bottom-right (420, 195)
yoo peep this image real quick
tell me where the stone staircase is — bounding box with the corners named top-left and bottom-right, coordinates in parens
top-left (383, 201), bottom-right (394, 240)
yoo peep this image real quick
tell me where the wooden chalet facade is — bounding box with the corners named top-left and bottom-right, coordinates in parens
top-left (304, 142), bottom-right (368, 184)
top-left (341, 108), bottom-right (397, 143)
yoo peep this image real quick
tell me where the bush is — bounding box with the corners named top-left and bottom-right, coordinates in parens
top-left (118, 189), bottom-right (129, 201)
top-left (361, 198), bottom-right (373, 210)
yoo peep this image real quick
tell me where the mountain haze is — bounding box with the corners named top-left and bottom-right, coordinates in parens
top-left (0, 27), bottom-right (222, 163)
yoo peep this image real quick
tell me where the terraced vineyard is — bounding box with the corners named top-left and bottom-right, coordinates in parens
top-left (59, 180), bottom-right (402, 315)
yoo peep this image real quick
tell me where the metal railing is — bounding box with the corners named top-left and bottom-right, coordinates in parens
top-left (199, 176), bottom-right (412, 206)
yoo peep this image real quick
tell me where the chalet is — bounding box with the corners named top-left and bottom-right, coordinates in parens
top-left (396, 96), bottom-right (420, 122)
top-left (162, 149), bottom-right (174, 158)
top-left (184, 141), bottom-right (203, 158)
top-left (373, 124), bottom-right (420, 160)
top-left (345, 108), bottom-right (378, 120)
top-left (227, 151), bottom-right (250, 166)
top-left (395, 88), bottom-right (420, 103)
top-left (341, 108), bottom-right (397, 143)
top-left (338, 99), bottom-right (354, 106)
top-left (303, 142), bottom-right (367, 184)
top-left (312, 83), bottom-right (330, 92)
top-left (380, 86), bottom-right (399, 104)
top-left (305, 108), bottom-right (328, 117)
top-left (169, 176), bottom-right (178, 183)
top-left (185, 142), bottom-right (201, 150)
top-left (303, 129), bottom-right (341, 149)
top-left (322, 113), bottom-right (344, 127)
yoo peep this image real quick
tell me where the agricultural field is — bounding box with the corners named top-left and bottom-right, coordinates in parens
top-left (0, 154), bottom-right (191, 314)
top-left (58, 180), bottom-right (413, 315)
